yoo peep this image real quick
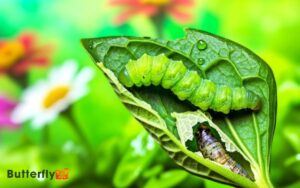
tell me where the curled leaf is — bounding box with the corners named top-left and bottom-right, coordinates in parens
top-left (82, 29), bottom-right (276, 187)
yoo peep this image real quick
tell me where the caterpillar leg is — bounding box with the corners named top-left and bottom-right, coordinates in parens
top-left (232, 87), bottom-right (261, 111)
top-left (196, 125), bottom-right (254, 180)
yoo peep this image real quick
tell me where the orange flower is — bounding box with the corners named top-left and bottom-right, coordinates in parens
top-left (110, 0), bottom-right (194, 24)
top-left (0, 33), bottom-right (52, 76)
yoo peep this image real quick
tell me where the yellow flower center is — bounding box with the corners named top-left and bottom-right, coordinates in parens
top-left (0, 41), bottom-right (25, 69)
top-left (141, 0), bottom-right (170, 6)
top-left (43, 86), bottom-right (70, 109)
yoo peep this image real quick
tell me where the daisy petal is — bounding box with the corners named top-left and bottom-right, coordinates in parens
top-left (11, 101), bottom-right (40, 124)
top-left (50, 59), bottom-right (78, 85)
top-left (70, 67), bottom-right (95, 100)
top-left (74, 67), bottom-right (95, 87)
top-left (12, 60), bottom-right (94, 128)
top-left (31, 111), bottom-right (57, 128)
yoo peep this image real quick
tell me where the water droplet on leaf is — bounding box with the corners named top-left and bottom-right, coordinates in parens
top-left (197, 58), bottom-right (205, 65)
top-left (197, 40), bottom-right (207, 50)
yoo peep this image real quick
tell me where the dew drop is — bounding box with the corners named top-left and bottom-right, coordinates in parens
top-left (197, 58), bottom-right (205, 65)
top-left (197, 40), bottom-right (207, 50)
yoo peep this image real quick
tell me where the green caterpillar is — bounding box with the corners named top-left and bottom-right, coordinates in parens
top-left (118, 54), bottom-right (261, 114)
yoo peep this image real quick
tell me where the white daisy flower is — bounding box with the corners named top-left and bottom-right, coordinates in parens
top-left (12, 59), bottom-right (94, 128)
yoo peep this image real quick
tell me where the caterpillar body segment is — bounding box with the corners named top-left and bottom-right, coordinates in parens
top-left (171, 71), bottom-right (201, 101)
top-left (118, 54), bottom-right (261, 114)
top-left (196, 125), bottom-right (253, 180)
top-left (211, 85), bottom-right (232, 113)
top-left (161, 59), bottom-right (187, 89)
top-left (189, 79), bottom-right (216, 111)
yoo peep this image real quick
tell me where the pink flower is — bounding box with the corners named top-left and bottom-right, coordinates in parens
top-left (109, 0), bottom-right (194, 24)
top-left (0, 96), bottom-right (19, 129)
top-left (0, 33), bottom-right (52, 76)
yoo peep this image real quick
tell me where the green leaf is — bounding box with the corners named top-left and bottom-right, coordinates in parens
top-left (142, 165), bottom-right (163, 179)
top-left (113, 131), bottom-right (159, 187)
top-left (143, 169), bottom-right (188, 188)
top-left (283, 124), bottom-right (300, 153)
top-left (82, 29), bottom-right (276, 187)
top-left (286, 181), bottom-right (300, 188)
top-left (204, 179), bottom-right (233, 188)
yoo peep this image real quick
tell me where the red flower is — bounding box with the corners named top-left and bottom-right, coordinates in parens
top-left (109, 0), bottom-right (194, 24)
top-left (0, 33), bottom-right (52, 76)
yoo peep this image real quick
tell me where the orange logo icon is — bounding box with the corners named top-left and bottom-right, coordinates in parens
top-left (55, 168), bottom-right (69, 180)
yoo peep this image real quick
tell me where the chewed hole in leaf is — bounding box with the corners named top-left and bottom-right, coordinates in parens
top-left (123, 81), bottom-right (255, 180)
top-left (174, 114), bottom-right (254, 180)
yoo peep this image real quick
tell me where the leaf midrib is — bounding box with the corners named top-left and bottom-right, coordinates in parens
top-left (225, 117), bottom-right (257, 165)
top-left (252, 113), bottom-right (264, 170)
top-left (225, 115), bottom-right (269, 182)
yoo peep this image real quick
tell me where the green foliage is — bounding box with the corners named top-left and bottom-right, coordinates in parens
top-left (143, 169), bottom-right (188, 188)
top-left (1, 0), bottom-right (300, 187)
top-left (82, 29), bottom-right (277, 187)
top-left (113, 132), bottom-right (158, 187)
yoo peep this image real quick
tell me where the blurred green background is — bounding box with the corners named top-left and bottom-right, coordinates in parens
top-left (0, 0), bottom-right (300, 187)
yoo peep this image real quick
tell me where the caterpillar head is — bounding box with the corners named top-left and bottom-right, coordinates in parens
top-left (118, 68), bottom-right (134, 87)
top-left (195, 124), bottom-right (210, 145)
top-left (248, 91), bottom-right (262, 111)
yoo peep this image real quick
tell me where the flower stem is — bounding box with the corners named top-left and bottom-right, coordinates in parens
top-left (63, 108), bottom-right (96, 175)
top-left (42, 125), bottom-right (49, 145)
top-left (151, 11), bottom-right (165, 39)
top-left (63, 108), bottom-right (93, 155)
top-left (10, 74), bottom-right (28, 89)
